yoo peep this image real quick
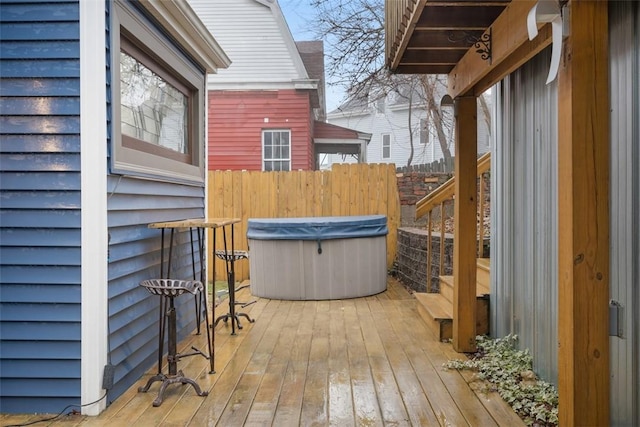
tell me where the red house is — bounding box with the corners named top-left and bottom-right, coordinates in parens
top-left (189, 0), bottom-right (369, 171)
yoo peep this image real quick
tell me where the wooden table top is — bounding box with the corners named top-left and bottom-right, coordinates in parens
top-left (148, 217), bottom-right (241, 229)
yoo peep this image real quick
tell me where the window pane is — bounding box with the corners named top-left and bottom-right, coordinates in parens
top-left (120, 50), bottom-right (188, 154)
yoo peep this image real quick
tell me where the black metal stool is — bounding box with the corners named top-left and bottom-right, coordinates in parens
top-left (138, 279), bottom-right (209, 407)
top-left (213, 249), bottom-right (255, 335)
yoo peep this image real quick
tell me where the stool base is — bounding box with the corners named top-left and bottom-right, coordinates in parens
top-left (138, 370), bottom-right (208, 407)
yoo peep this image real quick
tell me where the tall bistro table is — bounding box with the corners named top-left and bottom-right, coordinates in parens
top-left (145, 218), bottom-right (242, 381)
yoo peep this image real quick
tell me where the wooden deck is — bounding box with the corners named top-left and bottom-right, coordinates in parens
top-left (2, 278), bottom-right (524, 427)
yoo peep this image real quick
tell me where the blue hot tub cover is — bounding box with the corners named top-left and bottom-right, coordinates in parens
top-left (247, 215), bottom-right (388, 241)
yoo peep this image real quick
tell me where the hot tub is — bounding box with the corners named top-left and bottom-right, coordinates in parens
top-left (247, 215), bottom-right (388, 300)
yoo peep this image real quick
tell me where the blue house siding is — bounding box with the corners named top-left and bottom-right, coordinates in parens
top-left (0, 0), bottom-right (82, 414)
top-left (104, 1), bottom-right (207, 402)
top-left (106, 177), bottom-right (206, 401)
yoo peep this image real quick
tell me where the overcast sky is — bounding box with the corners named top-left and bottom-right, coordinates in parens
top-left (278, 0), bottom-right (345, 112)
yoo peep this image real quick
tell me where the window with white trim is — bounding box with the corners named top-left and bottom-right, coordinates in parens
top-left (382, 133), bottom-right (391, 159)
top-left (263, 130), bottom-right (291, 171)
top-left (111, 1), bottom-right (206, 185)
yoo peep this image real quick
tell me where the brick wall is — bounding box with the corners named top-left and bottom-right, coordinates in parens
top-left (396, 172), bottom-right (451, 227)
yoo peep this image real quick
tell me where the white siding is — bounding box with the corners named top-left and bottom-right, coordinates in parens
top-left (188, 0), bottom-right (307, 88)
top-left (327, 95), bottom-right (491, 168)
top-left (327, 105), bottom-right (441, 168)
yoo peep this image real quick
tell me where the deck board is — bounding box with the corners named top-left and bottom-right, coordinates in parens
top-left (3, 277), bottom-right (524, 427)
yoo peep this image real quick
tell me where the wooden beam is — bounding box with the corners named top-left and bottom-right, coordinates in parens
top-left (473, 23), bottom-right (553, 96)
top-left (448, 0), bottom-right (539, 98)
top-left (452, 96), bottom-right (477, 353)
top-left (557, 1), bottom-right (610, 426)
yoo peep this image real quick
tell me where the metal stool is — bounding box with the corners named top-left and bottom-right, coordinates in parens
top-left (138, 279), bottom-right (210, 407)
top-left (213, 250), bottom-right (255, 335)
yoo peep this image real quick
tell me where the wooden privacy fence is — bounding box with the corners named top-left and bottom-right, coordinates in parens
top-left (207, 163), bottom-right (400, 282)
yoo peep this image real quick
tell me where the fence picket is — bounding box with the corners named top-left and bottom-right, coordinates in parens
top-left (207, 164), bottom-right (400, 281)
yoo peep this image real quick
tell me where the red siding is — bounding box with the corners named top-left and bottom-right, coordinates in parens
top-left (207, 89), bottom-right (314, 171)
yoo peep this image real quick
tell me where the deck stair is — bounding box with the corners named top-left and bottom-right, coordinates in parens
top-left (415, 258), bottom-right (490, 341)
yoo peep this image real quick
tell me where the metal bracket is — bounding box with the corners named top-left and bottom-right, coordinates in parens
top-left (609, 300), bottom-right (623, 338)
top-left (474, 28), bottom-right (492, 64)
top-left (447, 29), bottom-right (492, 64)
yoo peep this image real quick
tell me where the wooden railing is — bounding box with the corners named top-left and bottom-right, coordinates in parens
top-left (415, 152), bottom-right (491, 280)
top-left (385, 0), bottom-right (416, 67)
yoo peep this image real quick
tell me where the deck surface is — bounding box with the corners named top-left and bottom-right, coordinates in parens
top-left (2, 277), bottom-right (524, 427)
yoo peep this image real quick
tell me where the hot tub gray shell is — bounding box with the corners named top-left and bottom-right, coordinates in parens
top-left (247, 215), bottom-right (388, 300)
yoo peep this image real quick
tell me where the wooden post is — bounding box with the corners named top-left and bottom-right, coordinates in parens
top-left (453, 96), bottom-right (477, 353)
top-left (557, 1), bottom-right (610, 425)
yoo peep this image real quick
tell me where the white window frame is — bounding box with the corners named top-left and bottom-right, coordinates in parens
top-left (111, 1), bottom-right (206, 185)
top-left (382, 133), bottom-right (391, 159)
top-left (262, 129), bottom-right (291, 171)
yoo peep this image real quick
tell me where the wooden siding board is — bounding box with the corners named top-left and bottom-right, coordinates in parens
top-left (0, 284), bottom-right (80, 303)
top-left (1, 360), bottom-right (80, 378)
top-left (0, 135), bottom-right (81, 153)
top-left (0, 59), bottom-right (80, 78)
top-left (0, 116), bottom-right (80, 134)
top-left (0, 173), bottom-right (80, 190)
top-left (208, 89), bottom-right (313, 170)
top-left (0, 2), bottom-right (79, 22)
top-left (0, 397), bottom-right (80, 415)
top-left (0, 321), bottom-right (80, 341)
top-left (0, 247), bottom-right (81, 265)
top-left (1, 266), bottom-right (80, 284)
top-left (0, 78), bottom-right (80, 96)
top-left (0, 41), bottom-right (80, 59)
top-left (0, 22), bottom-right (80, 40)
top-left (0, 191), bottom-right (79, 209)
top-left (0, 153), bottom-right (80, 171)
top-left (1, 340), bottom-right (80, 359)
top-left (0, 378), bottom-right (80, 397)
top-left (1, 303), bottom-right (79, 322)
top-left (0, 210), bottom-right (80, 227)
top-left (0, 97), bottom-right (80, 115)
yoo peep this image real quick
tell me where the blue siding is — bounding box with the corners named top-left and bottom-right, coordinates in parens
top-left (103, 2), bottom-right (207, 404)
top-left (1, 0), bottom-right (209, 413)
top-left (106, 176), bottom-right (206, 401)
top-left (0, 0), bottom-right (82, 414)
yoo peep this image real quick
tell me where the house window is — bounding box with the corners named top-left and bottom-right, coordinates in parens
top-left (420, 118), bottom-right (429, 145)
top-left (382, 134), bottom-right (391, 159)
top-left (111, 1), bottom-right (206, 184)
top-left (263, 130), bottom-right (291, 171)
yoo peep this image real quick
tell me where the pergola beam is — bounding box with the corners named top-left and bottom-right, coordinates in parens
top-left (447, 0), bottom-right (541, 98)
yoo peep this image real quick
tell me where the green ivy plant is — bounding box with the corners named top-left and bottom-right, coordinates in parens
top-left (443, 334), bottom-right (558, 426)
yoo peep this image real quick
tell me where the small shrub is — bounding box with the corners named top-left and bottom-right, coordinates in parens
top-left (443, 334), bottom-right (558, 426)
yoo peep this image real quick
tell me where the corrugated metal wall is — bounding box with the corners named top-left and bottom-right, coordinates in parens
top-left (491, 46), bottom-right (559, 384)
top-left (608, 2), bottom-right (639, 425)
top-left (492, 3), bottom-right (640, 425)
top-left (0, 0), bottom-right (83, 413)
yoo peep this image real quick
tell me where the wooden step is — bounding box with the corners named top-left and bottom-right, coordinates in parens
top-left (439, 275), bottom-right (488, 304)
top-left (415, 293), bottom-right (452, 341)
top-left (476, 258), bottom-right (490, 293)
top-left (415, 292), bottom-right (490, 342)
